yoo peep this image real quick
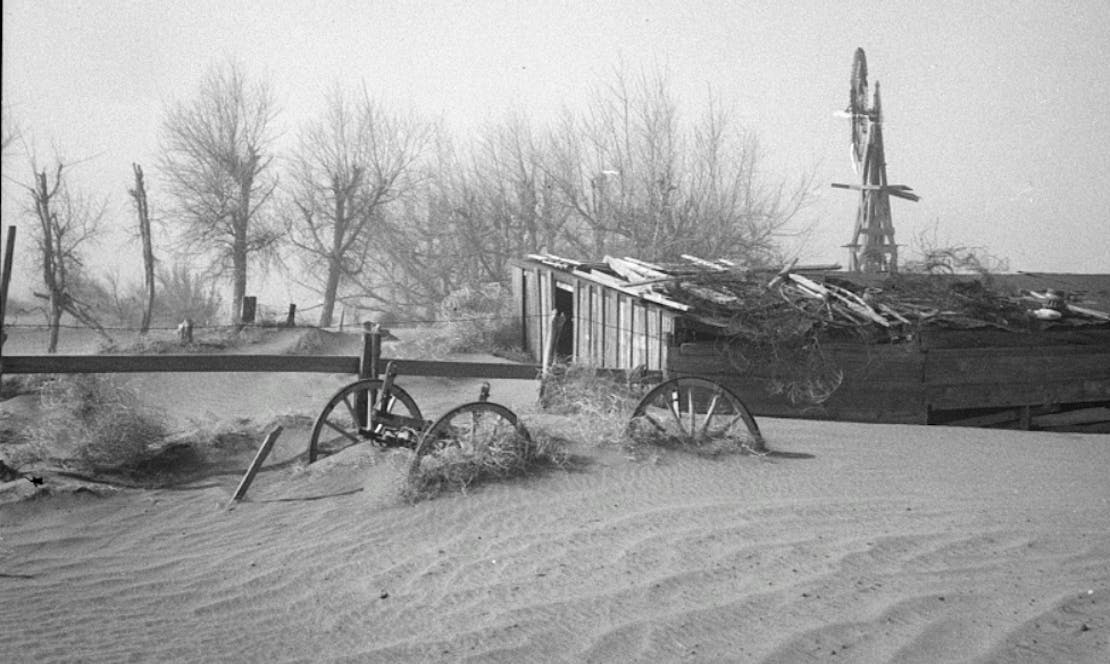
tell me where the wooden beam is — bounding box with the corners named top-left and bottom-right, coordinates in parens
top-left (2, 354), bottom-right (361, 374)
top-left (229, 426), bottom-right (283, 506)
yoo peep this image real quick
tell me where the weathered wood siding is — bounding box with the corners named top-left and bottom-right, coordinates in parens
top-left (668, 342), bottom-right (928, 424)
top-left (923, 345), bottom-right (1110, 411)
top-left (669, 334), bottom-right (1110, 425)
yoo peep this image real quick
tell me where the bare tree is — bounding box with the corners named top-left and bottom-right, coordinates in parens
top-left (1, 105), bottom-right (19, 159)
top-left (24, 160), bottom-right (110, 352)
top-left (128, 163), bottom-right (157, 333)
top-left (547, 67), bottom-right (815, 264)
top-left (159, 60), bottom-right (279, 324)
top-left (286, 87), bottom-right (431, 327)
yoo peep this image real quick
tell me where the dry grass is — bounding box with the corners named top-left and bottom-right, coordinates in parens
top-left (539, 362), bottom-right (648, 446)
top-left (625, 415), bottom-right (766, 459)
top-left (403, 424), bottom-right (570, 502)
top-left (27, 375), bottom-right (168, 472)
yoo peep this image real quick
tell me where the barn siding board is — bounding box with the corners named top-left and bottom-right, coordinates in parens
top-left (924, 348), bottom-right (1110, 385)
top-left (647, 309), bottom-right (661, 370)
top-left (604, 291), bottom-right (617, 367)
top-left (539, 271), bottom-right (552, 360)
top-left (592, 285), bottom-right (603, 365)
top-left (926, 380), bottom-right (1110, 410)
top-left (921, 327), bottom-right (1110, 349)
top-left (580, 282), bottom-right (591, 362)
top-left (619, 295), bottom-right (633, 367)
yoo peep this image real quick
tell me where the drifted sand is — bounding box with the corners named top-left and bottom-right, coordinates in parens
top-left (2, 331), bottom-right (1108, 662)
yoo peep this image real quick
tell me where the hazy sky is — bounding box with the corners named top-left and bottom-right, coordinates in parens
top-left (3, 0), bottom-right (1109, 304)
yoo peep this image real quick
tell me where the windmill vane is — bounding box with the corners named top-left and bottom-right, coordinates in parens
top-left (833, 47), bottom-right (919, 273)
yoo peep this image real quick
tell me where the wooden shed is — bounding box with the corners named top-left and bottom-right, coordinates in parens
top-left (511, 253), bottom-right (1110, 430)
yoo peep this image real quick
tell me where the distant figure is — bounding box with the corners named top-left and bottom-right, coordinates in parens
top-left (177, 318), bottom-right (194, 344)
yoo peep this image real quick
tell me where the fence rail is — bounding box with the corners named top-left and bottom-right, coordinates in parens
top-left (1, 353), bottom-right (546, 380)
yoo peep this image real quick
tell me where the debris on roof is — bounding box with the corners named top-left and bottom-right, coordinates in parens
top-left (525, 252), bottom-right (1110, 342)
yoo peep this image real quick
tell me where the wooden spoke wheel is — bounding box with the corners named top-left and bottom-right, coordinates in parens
top-left (408, 402), bottom-right (530, 479)
top-left (628, 377), bottom-right (764, 452)
top-left (308, 379), bottom-right (424, 463)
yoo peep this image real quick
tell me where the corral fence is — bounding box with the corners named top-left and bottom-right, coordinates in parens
top-left (0, 225), bottom-right (642, 392)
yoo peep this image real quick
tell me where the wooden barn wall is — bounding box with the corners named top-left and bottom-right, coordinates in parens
top-left (923, 345), bottom-right (1110, 411)
top-left (514, 263), bottom-right (683, 371)
top-left (668, 333), bottom-right (1110, 424)
top-left (668, 342), bottom-right (928, 424)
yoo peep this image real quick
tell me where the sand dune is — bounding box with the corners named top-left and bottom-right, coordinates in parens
top-left (2, 327), bottom-right (1108, 661)
top-left (3, 411), bottom-right (1108, 663)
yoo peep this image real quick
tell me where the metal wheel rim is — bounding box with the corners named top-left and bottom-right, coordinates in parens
top-left (308, 379), bottom-right (423, 463)
top-left (629, 377), bottom-right (763, 449)
top-left (409, 402), bottom-right (528, 478)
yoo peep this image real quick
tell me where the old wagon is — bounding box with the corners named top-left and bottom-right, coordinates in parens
top-left (511, 253), bottom-right (1110, 431)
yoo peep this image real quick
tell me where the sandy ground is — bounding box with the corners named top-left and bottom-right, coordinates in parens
top-left (2, 328), bottom-right (1108, 662)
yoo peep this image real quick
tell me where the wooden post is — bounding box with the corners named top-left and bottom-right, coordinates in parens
top-left (285, 303), bottom-right (296, 327)
top-left (356, 323), bottom-right (382, 429)
top-left (228, 426), bottom-right (283, 506)
top-left (538, 309), bottom-right (564, 404)
top-left (0, 225), bottom-right (16, 377)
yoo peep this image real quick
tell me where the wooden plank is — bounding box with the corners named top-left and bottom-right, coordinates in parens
top-left (591, 285), bottom-right (603, 366)
top-left (920, 327), bottom-right (1110, 349)
top-left (926, 380), bottom-right (1110, 410)
top-left (576, 281), bottom-right (588, 362)
top-left (925, 349), bottom-right (1110, 385)
top-left (3, 354), bottom-right (361, 374)
top-left (539, 270), bottom-right (551, 359)
top-left (228, 426), bottom-right (283, 505)
top-left (666, 370), bottom-right (926, 424)
top-left (604, 290), bottom-right (618, 368)
top-left (648, 308), bottom-right (662, 371)
top-left (1033, 406), bottom-right (1110, 427)
top-left (619, 294), bottom-right (633, 368)
top-left (670, 347), bottom-right (925, 382)
top-left (2, 354), bottom-right (550, 381)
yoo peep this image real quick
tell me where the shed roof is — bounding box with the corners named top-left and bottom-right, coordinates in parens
top-left (515, 253), bottom-right (1110, 336)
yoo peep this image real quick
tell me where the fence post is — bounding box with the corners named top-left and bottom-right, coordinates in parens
top-left (0, 225), bottom-right (16, 379)
top-left (285, 303), bottom-right (296, 327)
top-left (538, 309), bottom-right (564, 404)
top-left (228, 426), bottom-right (284, 507)
top-left (356, 323), bottom-right (382, 429)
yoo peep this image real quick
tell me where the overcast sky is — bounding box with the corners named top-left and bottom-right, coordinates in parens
top-left (3, 0), bottom-right (1108, 304)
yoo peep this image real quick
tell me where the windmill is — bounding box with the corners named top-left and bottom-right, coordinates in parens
top-left (832, 48), bottom-right (919, 272)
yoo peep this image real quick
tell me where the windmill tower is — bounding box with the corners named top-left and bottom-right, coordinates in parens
top-left (833, 48), bottom-right (919, 272)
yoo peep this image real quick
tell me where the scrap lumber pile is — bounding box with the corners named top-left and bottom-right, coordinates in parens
top-left (528, 253), bottom-right (1110, 343)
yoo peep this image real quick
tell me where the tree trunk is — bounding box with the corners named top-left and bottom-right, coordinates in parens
top-left (232, 239), bottom-right (248, 325)
top-left (131, 164), bottom-right (156, 334)
top-left (47, 292), bottom-right (61, 354)
top-left (318, 259), bottom-right (342, 328)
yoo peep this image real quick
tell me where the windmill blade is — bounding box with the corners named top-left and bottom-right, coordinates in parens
top-left (850, 48), bottom-right (870, 165)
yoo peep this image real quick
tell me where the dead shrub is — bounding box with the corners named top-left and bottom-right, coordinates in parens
top-left (403, 425), bottom-right (569, 502)
top-left (538, 362), bottom-right (647, 446)
top-left (28, 375), bottom-right (167, 472)
top-left (625, 415), bottom-right (764, 458)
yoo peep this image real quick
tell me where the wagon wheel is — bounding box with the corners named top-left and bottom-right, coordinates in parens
top-left (408, 402), bottom-right (530, 479)
top-left (628, 377), bottom-right (764, 453)
top-left (308, 379), bottom-right (424, 463)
